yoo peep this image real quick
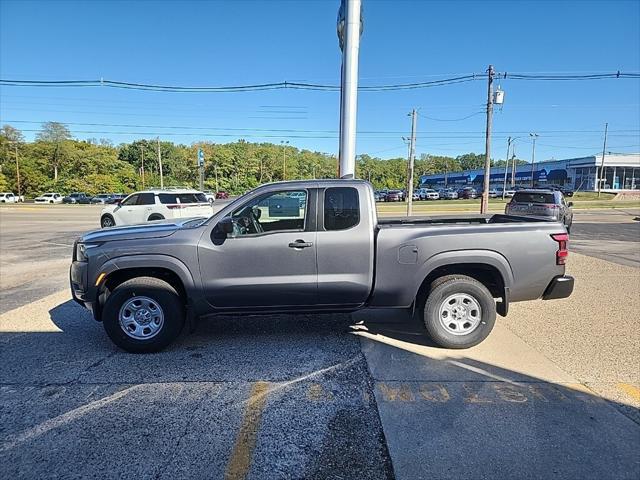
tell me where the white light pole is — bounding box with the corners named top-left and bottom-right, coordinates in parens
top-left (529, 133), bottom-right (538, 188)
top-left (337, 0), bottom-right (363, 179)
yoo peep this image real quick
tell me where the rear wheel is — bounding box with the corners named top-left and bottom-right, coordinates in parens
top-left (102, 277), bottom-right (185, 353)
top-left (423, 275), bottom-right (496, 349)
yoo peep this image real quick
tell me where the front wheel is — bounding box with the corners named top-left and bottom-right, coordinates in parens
top-left (423, 275), bottom-right (496, 349)
top-left (102, 277), bottom-right (185, 353)
top-left (101, 214), bottom-right (115, 228)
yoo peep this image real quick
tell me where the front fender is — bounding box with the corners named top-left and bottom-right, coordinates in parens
top-left (97, 254), bottom-right (197, 294)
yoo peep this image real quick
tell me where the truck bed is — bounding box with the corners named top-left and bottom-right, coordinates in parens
top-left (377, 213), bottom-right (552, 227)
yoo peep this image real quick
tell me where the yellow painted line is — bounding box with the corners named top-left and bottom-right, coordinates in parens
top-left (617, 383), bottom-right (640, 402)
top-left (225, 381), bottom-right (270, 480)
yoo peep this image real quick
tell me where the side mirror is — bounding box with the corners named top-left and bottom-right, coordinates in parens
top-left (567, 202), bottom-right (573, 208)
top-left (218, 217), bottom-right (234, 235)
top-left (115, 199), bottom-right (122, 205)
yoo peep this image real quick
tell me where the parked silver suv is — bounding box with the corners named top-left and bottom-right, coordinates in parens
top-left (505, 189), bottom-right (573, 232)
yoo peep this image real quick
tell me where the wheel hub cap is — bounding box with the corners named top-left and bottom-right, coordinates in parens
top-left (118, 296), bottom-right (165, 340)
top-left (438, 293), bottom-right (482, 336)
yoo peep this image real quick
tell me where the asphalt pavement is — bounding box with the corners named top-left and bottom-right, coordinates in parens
top-left (0, 204), bottom-right (638, 479)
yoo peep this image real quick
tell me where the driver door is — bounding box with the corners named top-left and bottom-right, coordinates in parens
top-left (198, 188), bottom-right (318, 309)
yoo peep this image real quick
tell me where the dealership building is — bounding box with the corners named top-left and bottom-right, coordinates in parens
top-left (419, 153), bottom-right (640, 192)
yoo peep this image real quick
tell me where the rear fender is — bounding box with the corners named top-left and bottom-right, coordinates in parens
top-left (414, 249), bottom-right (514, 303)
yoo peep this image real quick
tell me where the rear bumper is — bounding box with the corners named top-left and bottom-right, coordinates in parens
top-left (542, 275), bottom-right (575, 300)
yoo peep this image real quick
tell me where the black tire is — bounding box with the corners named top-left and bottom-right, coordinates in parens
top-left (101, 214), bottom-right (115, 228)
top-left (423, 275), bottom-right (496, 349)
top-left (147, 214), bottom-right (165, 221)
top-left (102, 277), bottom-right (185, 353)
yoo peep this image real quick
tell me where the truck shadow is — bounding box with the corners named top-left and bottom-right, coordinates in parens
top-left (0, 298), bottom-right (637, 479)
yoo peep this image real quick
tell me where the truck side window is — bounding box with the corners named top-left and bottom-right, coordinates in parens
top-left (229, 190), bottom-right (307, 236)
top-left (324, 187), bottom-right (359, 231)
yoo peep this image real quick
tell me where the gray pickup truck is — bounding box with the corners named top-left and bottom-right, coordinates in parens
top-left (70, 179), bottom-right (574, 353)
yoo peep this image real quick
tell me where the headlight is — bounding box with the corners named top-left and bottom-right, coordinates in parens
top-left (75, 242), bottom-right (99, 262)
top-left (75, 243), bottom-right (88, 262)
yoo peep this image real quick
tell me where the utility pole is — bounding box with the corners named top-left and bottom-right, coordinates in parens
top-left (337, 0), bottom-right (362, 179)
top-left (510, 146), bottom-right (517, 187)
top-left (481, 64), bottom-right (494, 214)
top-left (406, 109), bottom-right (417, 216)
top-left (13, 143), bottom-right (21, 198)
top-left (502, 136), bottom-right (511, 199)
top-left (529, 133), bottom-right (538, 188)
top-left (157, 137), bottom-right (164, 189)
top-left (140, 145), bottom-right (145, 189)
top-left (281, 140), bottom-right (289, 180)
top-left (597, 122), bottom-right (608, 197)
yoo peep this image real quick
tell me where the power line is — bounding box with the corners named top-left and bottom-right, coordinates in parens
top-left (418, 111), bottom-right (485, 122)
top-left (1, 71), bottom-right (637, 93)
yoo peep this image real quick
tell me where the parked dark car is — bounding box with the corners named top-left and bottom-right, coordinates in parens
top-left (91, 194), bottom-right (113, 204)
top-left (385, 190), bottom-right (404, 202)
top-left (457, 187), bottom-right (478, 199)
top-left (106, 194), bottom-right (126, 204)
top-left (63, 192), bottom-right (91, 204)
top-left (215, 191), bottom-right (229, 200)
top-left (505, 189), bottom-right (574, 232)
top-left (551, 185), bottom-right (574, 197)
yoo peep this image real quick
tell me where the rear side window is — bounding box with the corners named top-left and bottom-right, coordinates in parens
top-left (158, 193), bottom-right (205, 204)
top-left (158, 193), bottom-right (178, 204)
top-left (324, 187), bottom-right (360, 231)
top-left (513, 192), bottom-right (556, 204)
top-left (137, 193), bottom-right (155, 205)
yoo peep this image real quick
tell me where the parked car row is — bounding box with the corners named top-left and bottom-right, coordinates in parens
top-left (21, 190), bottom-right (230, 206)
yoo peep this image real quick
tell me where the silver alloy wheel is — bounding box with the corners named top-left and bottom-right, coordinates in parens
top-left (438, 293), bottom-right (482, 336)
top-left (118, 296), bottom-right (165, 340)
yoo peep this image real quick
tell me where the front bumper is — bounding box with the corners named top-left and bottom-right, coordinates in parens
top-left (542, 275), bottom-right (575, 300)
top-left (70, 260), bottom-right (90, 304)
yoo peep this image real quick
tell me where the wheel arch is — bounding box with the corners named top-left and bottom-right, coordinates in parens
top-left (94, 255), bottom-right (195, 320)
top-left (414, 251), bottom-right (513, 317)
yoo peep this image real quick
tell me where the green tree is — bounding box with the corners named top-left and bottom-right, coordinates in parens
top-left (36, 122), bottom-right (73, 181)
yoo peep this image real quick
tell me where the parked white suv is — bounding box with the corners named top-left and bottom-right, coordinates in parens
top-left (34, 193), bottom-right (63, 204)
top-left (419, 188), bottom-right (440, 200)
top-left (100, 189), bottom-right (213, 228)
top-left (0, 192), bottom-right (18, 203)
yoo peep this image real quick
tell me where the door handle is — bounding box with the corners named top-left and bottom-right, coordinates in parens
top-left (288, 240), bottom-right (313, 249)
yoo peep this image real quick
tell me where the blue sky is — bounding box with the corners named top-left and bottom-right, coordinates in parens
top-left (1, 0), bottom-right (639, 162)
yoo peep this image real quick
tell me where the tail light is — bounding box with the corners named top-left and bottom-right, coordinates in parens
top-left (551, 233), bottom-right (569, 265)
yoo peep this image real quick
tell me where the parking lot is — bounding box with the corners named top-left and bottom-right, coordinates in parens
top-left (1, 204), bottom-right (639, 479)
